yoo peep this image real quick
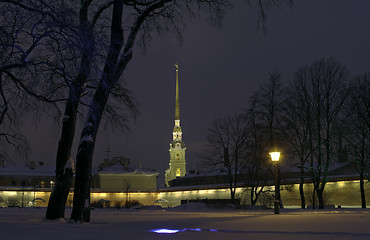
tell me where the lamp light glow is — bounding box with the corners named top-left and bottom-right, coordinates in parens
top-left (269, 152), bottom-right (280, 162)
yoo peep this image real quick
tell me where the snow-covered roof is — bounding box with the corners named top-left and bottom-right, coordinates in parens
top-left (181, 168), bottom-right (228, 178)
top-left (96, 162), bottom-right (159, 176)
top-left (0, 165), bottom-right (55, 177)
top-left (96, 162), bottom-right (134, 174)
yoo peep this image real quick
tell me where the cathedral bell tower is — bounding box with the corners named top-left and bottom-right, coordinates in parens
top-left (165, 64), bottom-right (186, 187)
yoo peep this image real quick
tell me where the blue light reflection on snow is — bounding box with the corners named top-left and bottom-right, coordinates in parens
top-left (150, 229), bottom-right (180, 234)
top-left (150, 228), bottom-right (219, 234)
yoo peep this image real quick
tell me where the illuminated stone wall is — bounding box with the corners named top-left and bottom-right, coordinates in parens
top-left (159, 180), bottom-right (369, 208)
top-left (96, 174), bottom-right (158, 192)
top-left (0, 180), bottom-right (368, 208)
top-left (280, 180), bottom-right (370, 207)
top-left (91, 191), bottom-right (158, 207)
top-left (0, 190), bottom-right (158, 208)
top-left (0, 190), bottom-right (56, 208)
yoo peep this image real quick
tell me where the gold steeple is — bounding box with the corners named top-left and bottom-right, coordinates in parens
top-left (173, 64), bottom-right (182, 140)
top-left (165, 63), bottom-right (186, 187)
top-left (175, 64), bottom-right (180, 123)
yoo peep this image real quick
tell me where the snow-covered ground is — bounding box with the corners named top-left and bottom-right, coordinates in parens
top-left (0, 205), bottom-right (369, 240)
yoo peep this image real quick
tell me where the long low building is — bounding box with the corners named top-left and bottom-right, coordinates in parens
top-left (0, 160), bottom-right (368, 208)
top-left (0, 157), bottom-right (159, 207)
top-left (0, 179), bottom-right (368, 209)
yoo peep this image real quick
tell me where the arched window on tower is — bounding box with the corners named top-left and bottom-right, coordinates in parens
top-left (176, 168), bottom-right (181, 177)
top-left (176, 154), bottom-right (180, 160)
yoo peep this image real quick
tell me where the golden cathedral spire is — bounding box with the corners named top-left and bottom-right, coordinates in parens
top-left (165, 63), bottom-right (186, 187)
top-left (175, 64), bottom-right (180, 124)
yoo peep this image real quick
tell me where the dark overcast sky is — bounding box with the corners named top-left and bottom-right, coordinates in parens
top-left (25, 0), bottom-right (370, 185)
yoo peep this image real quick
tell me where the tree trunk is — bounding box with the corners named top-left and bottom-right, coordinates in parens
top-left (316, 187), bottom-right (324, 209)
top-left (312, 187), bottom-right (316, 209)
top-left (360, 134), bottom-right (367, 208)
top-left (228, 172), bottom-right (235, 204)
top-left (70, 0), bottom-right (168, 222)
top-left (45, 90), bottom-right (81, 219)
top-left (229, 186), bottom-right (235, 204)
top-left (299, 177), bottom-right (305, 209)
top-left (70, 138), bottom-right (95, 222)
top-left (69, 70), bottom-right (118, 222)
top-left (299, 167), bottom-right (306, 209)
top-left (250, 186), bottom-right (255, 205)
top-left (360, 170), bottom-right (366, 208)
top-left (70, 0), bottom-right (125, 222)
top-left (45, 168), bottom-right (73, 219)
top-left (46, 0), bottom-right (94, 220)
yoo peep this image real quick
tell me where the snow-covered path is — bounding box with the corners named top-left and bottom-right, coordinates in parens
top-left (0, 207), bottom-right (369, 240)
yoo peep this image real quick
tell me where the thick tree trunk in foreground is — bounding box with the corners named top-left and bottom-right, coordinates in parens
top-left (70, 137), bottom-right (95, 222)
top-left (45, 0), bottom-right (93, 219)
top-left (71, 0), bottom-right (127, 222)
top-left (45, 168), bottom-right (73, 219)
top-left (46, 91), bottom-right (80, 219)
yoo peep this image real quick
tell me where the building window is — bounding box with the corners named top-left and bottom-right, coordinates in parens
top-left (176, 154), bottom-right (180, 160)
top-left (50, 181), bottom-right (55, 188)
top-left (176, 168), bottom-right (181, 177)
top-left (21, 181), bottom-right (26, 186)
top-left (40, 181), bottom-right (45, 188)
top-left (11, 180), bottom-right (16, 186)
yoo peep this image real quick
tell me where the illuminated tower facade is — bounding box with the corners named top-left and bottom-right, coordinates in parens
top-left (165, 64), bottom-right (186, 187)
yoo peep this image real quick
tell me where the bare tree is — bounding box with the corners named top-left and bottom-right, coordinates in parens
top-left (0, 0), bottom-right (89, 219)
top-left (0, 0), bottom-right (137, 220)
top-left (243, 93), bottom-right (270, 205)
top-left (204, 113), bottom-right (248, 204)
top-left (295, 58), bottom-right (349, 208)
top-left (344, 73), bottom-right (370, 208)
top-left (279, 75), bottom-right (313, 209)
top-left (0, 0), bottom-right (66, 164)
top-left (45, 0), bottom-right (138, 220)
top-left (254, 72), bottom-right (285, 207)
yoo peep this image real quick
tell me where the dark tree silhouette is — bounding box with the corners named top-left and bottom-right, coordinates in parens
top-left (294, 58), bottom-right (349, 209)
top-left (344, 73), bottom-right (370, 208)
top-left (204, 113), bottom-right (248, 203)
top-left (253, 72), bottom-right (285, 208)
top-left (243, 93), bottom-right (270, 205)
top-left (0, 0), bottom-right (137, 219)
top-left (280, 75), bottom-right (314, 209)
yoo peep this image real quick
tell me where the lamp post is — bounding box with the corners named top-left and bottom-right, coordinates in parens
top-left (269, 151), bottom-right (280, 214)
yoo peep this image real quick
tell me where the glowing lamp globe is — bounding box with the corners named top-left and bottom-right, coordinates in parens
top-left (269, 152), bottom-right (280, 162)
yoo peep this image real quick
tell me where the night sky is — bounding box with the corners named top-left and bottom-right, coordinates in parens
top-left (25, 0), bottom-right (370, 186)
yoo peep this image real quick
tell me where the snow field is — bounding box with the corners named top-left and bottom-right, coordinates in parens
top-left (0, 207), bottom-right (369, 240)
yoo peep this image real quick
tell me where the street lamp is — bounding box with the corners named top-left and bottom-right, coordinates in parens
top-left (269, 151), bottom-right (280, 214)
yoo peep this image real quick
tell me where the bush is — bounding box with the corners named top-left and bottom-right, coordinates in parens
top-left (91, 199), bottom-right (111, 208)
top-left (7, 198), bottom-right (20, 207)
